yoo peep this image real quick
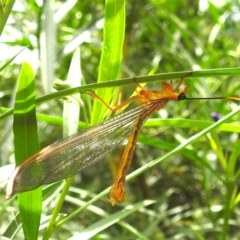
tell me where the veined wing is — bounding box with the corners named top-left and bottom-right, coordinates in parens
top-left (6, 100), bottom-right (163, 198)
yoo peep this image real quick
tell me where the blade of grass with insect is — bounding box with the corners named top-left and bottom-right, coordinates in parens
top-left (6, 76), bottom-right (240, 206)
top-left (53, 101), bottom-right (240, 229)
top-left (2, 68), bottom-right (240, 122)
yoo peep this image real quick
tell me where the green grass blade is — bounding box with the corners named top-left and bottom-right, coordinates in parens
top-left (0, 47), bottom-right (26, 72)
top-left (54, 108), bottom-right (240, 227)
top-left (40, 0), bottom-right (56, 93)
top-left (42, 48), bottom-right (81, 240)
top-left (126, 106), bottom-right (240, 182)
top-left (13, 62), bottom-right (42, 240)
top-left (3, 213), bottom-right (21, 239)
top-left (0, 0), bottom-right (15, 36)
top-left (91, 0), bottom-right (125, 124)
top-left (2, 68), bottom-right (240, 122)
top-left (68, 200), bottom-right (155, 240)
top-left (144, 118), bottom-right (240, 133)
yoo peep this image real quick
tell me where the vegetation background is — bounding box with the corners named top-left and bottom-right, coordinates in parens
top-left (1, 0), bottom-right (240, 239)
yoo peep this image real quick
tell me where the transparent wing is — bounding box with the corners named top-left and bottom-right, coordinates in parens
top-left (6, 102), bottom-right (158, 197)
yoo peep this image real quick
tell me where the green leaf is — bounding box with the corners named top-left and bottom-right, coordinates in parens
top-left (91, 0), bottom-right (125, 124)
top-left (0, 48), bottom-right (26, 72)
top-left (0, 0), bottom-right (15, 36)
top-left (13, 62), bottom-right (42, 240)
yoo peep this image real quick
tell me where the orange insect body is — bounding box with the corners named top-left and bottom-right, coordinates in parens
top-left (5, 78), bottom-right (197, 205)
top-left (105, 80), bottom-right (188, 205)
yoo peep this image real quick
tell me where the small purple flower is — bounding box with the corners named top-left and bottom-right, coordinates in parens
top-left (211, 112), bottom-right (221, 122)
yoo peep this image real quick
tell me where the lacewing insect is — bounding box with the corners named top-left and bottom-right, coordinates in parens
top-left (6, 77), bottom-right (240, 205)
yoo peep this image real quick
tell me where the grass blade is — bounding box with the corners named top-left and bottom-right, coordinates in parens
top-left (12, 62), bottom-right (42, 239)
top-left (91, 0), bottom-right (125, 124)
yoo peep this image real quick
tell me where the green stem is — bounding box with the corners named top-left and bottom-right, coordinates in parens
top-left (220, 181), bottom-right (233, 240)
top-left (42, 178), bottom-right (74, 240)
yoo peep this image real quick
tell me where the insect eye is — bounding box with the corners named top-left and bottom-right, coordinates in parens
top-left (178, 92), bottom-right (186, 101)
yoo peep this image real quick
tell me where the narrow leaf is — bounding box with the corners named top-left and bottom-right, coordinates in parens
top-left (13, 62), bottom-right (41, 240)
top-left (92, 0), bottom-right (125, 124)
top-left (69, 200), bottom-right (155, 240)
